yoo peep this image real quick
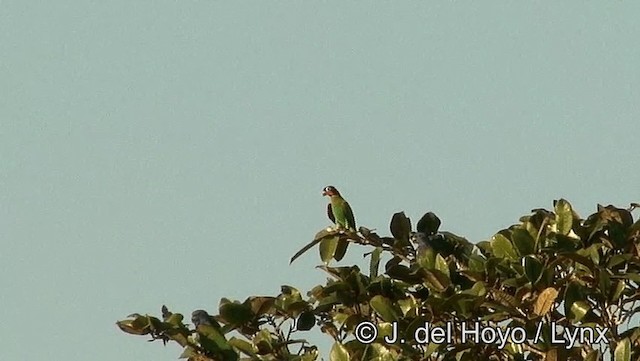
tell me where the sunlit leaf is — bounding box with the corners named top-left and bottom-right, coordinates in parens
top-left (116, 317), bottom-right (151, 336)
top-left (491, 234), bottom-right (517, 260)
top-left (423, 269), bottom-right (450, 292)
top-left (248, 296), bottom-right (276, 316)
top-left (533, 287), bottom-right (558, 316)
top-left (584, 350), bottom-right (600, 361)
top-left (614, 338), bottom-right (631, 361)
top-left (555, 199), bottom-right (573, 235)
top-left (329, 342), bottom-right (350, 361)
top-left (434, 254), bottom-right (449, 278)
top-left (178, 346), bottom-right (197, 359)
top-left (290, 229), bottom-right (337, 264)
top-left (228, 337), bottom-right (256, 357)
top-left (196, 324), bottom-right (236, 359)
top-left (319, 236), bottom-right (340, 264)
top-left (369, 247), bottom-right (382, 278)
top-left (570, 301), bottom-right (590, 322)
top-left (370, 295), bottom-right (399, 322)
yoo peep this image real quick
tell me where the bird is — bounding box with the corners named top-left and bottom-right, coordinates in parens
top-left (191, 310), bottom-right (219, 328)
top-left (322, 185), bottom-right (356, 230)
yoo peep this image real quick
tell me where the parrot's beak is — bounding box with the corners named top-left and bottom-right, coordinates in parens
top-left (322, 190), bottom-right (328, 196)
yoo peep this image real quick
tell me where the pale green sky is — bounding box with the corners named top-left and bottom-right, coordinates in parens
top-left (1, 2), bottom-right (639, 360)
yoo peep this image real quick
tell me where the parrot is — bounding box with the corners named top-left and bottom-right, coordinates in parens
top-left (191, 310), bottom-right (219, 328)
top-left (190, 310), bottom-right (237, 360)
top-left (322, 185), bottom-right (356, 230)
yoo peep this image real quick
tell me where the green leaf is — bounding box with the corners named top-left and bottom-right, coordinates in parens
top-left (276, 285), bottom-right (303, 313)
top-left (570, 301), bottom-right (590, 322)
top-left (385, 263), bottom-right (414, 282)
top-left (423, 269), bottom-right (451, 292)
top-left (621, 273), bottom-right (640, 283)
top-left (416, 212), bottom-right (441, 235)
top-left (417, 244), bottom-right (436, 269)
top-left (522, 255), bottom-right (543, 284)
top-left (228, 337), bottom-right (257, 357)
top-left (468, 254), bottom-right (486, 273)
top-left (434, 254), bottom-right (450, 278)
top-left (610, 280), bottom-right (626, 303)
top-left (369, 247), bottom-right (382, 278)
top-left (608, 254), bottom-right (632, 269)
top-left (196, 324), bottom-right (236, 358)
top-left (253, 329), bottom-right (274, 354)
top-left (334, 238), bottom-right (349, 261)
top-left (564, 282), bottom-right (585, 321)
top-left (599, 270), bottom-right (612, 300)
top-left (559, 253), bottom-right (596, 274)
top-left (584, 350), bottom-right (600, 361)
top-left (512, 228), bottom-right (535, 256)
top-left (219, 300), bottom-right (253, 326)
top-left (377, 322), bottom-right (395, 341)
top-left (248, 296), bottom-right (276, 316)
top-left (116, 314), bottom-right (157, 336)
top-left (330, 342), bottom-right (350, 361)
top-left (397, 297), bottom-right (418, 317)
top-left (318, 265), bottom-right (360, 281)
top-left (614, 338), bottom-right (631, 361)
top-left (370, 295), bottom-right (399, 322)
top-left (390, 212), bottom-right (411, 244)
top-left (461, 281), bottom-right (487, 297)
top-left (555, 199), bottom-right (574, 235)
top-left (164, 313), bottom-right (184, 327)
top-left (280, 285), bottom-right (302, 298)
top-left (319, 236), bottom-right (340, 264)
top-left (491, 234), bottom-right (517, 260)
top-left (296, 311), bottom-right (316, 331)
top-left (290, 229), bottom-right (336, 264)
top-left (178, 346), bottom-right (197, 359)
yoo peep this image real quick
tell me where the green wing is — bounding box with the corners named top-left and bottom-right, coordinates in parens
top-left (343, 200), bottom-right (356, 230)
top-left (327, 203), bottom-right (336, 224)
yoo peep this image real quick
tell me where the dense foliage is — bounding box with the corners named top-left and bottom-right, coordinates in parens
top-left (117, 200), bottom-right (640, 361)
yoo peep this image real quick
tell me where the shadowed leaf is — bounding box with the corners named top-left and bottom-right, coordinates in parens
top-left (416, 212), bottom-right (441, 235)
top-left (512, 228), bottom-right (535, 256)
top-left (334, 238), bottom-right (349, 261)
top-left (219, 299), bottom-right (253, 326)
top-left (390, 212), bottom-right (412, 244)
top-left (523, 255), bottom-right (544, 284)
top-left (296, 311), bottom-right (316, 331)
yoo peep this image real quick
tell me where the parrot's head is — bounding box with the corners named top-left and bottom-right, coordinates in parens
top-left (191, 310), bottom-right (212, 328)
top-left (322, 186), bottom-right (340, 197)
